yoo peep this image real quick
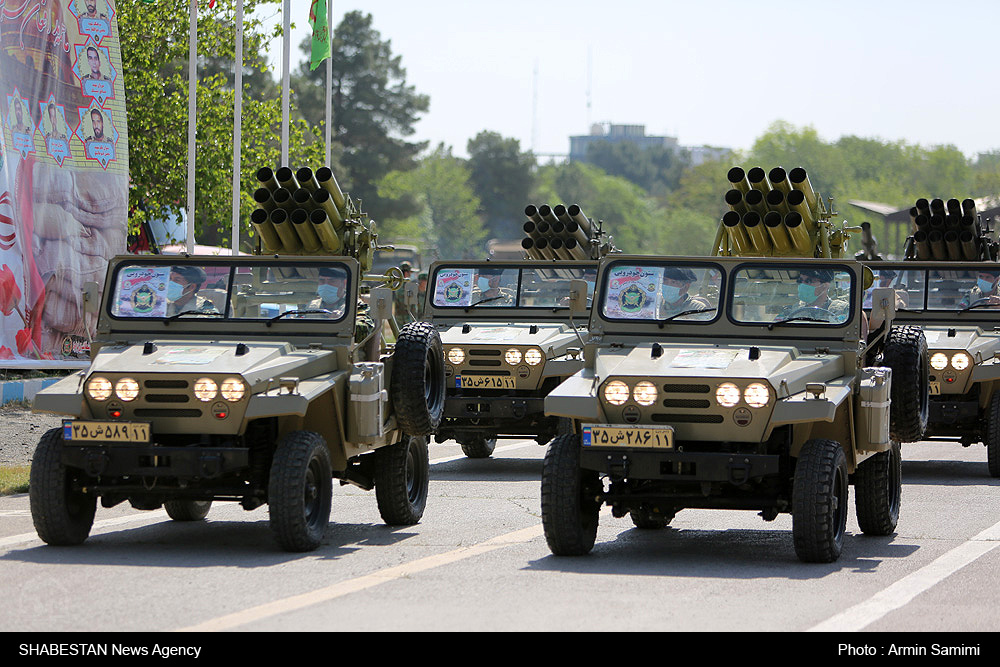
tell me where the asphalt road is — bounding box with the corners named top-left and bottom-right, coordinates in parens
top-left (1, 437), bottom-right (998, 638)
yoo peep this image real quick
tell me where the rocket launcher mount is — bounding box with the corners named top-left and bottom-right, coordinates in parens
top-left (520, 203), bottom-right (617, 261)
top-left (713, 166), bottom-right (861, 259)
top-left (250, 166), bottom-right (404, 289)
top-left (902, 196), bottom-right (998, 262)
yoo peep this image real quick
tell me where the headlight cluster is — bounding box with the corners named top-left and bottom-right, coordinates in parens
top-left (447, 347), bottom-right (543, 367)
top-left (715, 382), bottom-right (770, 408)
top-left (85, 375), bottom-right (247, 403)
top-left (930, 352), bottom-right (970, 371)
top-left (602, 380), bottom-right (659, 406)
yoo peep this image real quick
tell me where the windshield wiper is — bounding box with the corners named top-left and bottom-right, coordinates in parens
top-left (266, 308), bottom-right (331, 326)
top-left (166, 309), bottom-right (223, 322)
top-left (661, 307), bottom-right (716, 321)
top-left (767, 316), bottom-right (828, 330)
top-left (465, 295), bottom-right (509, 310)
top-left (957, 302), bottom-right (999, 314)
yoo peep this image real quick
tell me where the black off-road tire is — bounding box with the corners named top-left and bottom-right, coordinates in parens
top-left (390, 322), bottom-right (445, 437)
top-left (164, 500), bottom-right (213, 522)
top-left (792, 439), bottom-right (849, 563)
top-left (854, 441), bottom-right (902, 535)
top-left (629, 505), bottom-right (676, 529)
top-left (985, 392), bottom-right (1000, 478)
top-left (883, 325), bottom-right (929, 443)
top-left (541, 433), bottom-right (601, 555)
top-left (459, 435), bottom-right (497, 459)
top-left (29, 428), bottom-right (96, 546)
top-left (374, 435), bottom-right (429, 525)
top-left (268, 431), bottom-right (333, 552)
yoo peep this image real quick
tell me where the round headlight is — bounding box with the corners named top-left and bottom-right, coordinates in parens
top-left (744, 382), bottom-right (770, 408)
top-left (716, 382), bottom-right (741, 408)
top-left (447, 347), bottom-right (465, 365)
top-left (86, 376), bottom-right (113, 401)
top-left (603, 380), bottom-right (630, 406)
top-left (193, 377), bottom-right (218, 402)
top-left (951, 353), bottom-right (970, 371)
top-left (524, 348), bottom-right (543, 366)
top-left (930, 353), bottom-right (949, 370)
top-left (504, 348), bottom-right (523, 365)
top-left (220, 377), bottom-right (246, 402)
top-left (633, 381), bottom-right (658, 406)
top-left (115, 377), bottom-right (140, 402)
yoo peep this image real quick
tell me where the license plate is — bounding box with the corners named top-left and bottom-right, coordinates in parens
top-left (455, 375), bottom-right (516, 389)
top-left (582, 424), bottom-right (674, 449)
top-left (929, 381), bottom-right (941, 395)
top-left (63, 420), bottom-right (151, 443)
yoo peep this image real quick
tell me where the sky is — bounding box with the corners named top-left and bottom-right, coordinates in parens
top-left (255, 0), bottom-right (1000, 161)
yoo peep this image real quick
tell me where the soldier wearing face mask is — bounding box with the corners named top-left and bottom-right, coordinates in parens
top-left (658, 267), bottom-right (710, 318)
top-left (959, 270), bottom-right (1000, 308)
top-left (166, 266), bottom-right (217, 317)
top-left (789, 268), bottom-right (848, 321)
top-left (311, 267), bottom-right (347, 317)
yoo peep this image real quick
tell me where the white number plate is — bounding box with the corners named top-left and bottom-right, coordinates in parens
top-left (455, 375), bottom-right (516, 389)
top-left (582, 424), bottom-right (674, 449)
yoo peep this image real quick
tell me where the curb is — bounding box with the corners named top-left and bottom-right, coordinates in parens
top-left (1, 378), bottom-right (63, 406)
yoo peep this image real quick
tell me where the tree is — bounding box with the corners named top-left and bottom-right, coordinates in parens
top-left (292, 11), bottom-right (429, 219)
top-left (584, 141), bottom-right (688, 195)
top-left (466, 132), bottom-right (537, 240)
top-left (120, 0), bottom-right (324, 249)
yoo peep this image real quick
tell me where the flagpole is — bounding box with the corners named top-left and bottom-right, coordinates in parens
top-left (281, 0), bottom-right (290, 165)
top-left (186, 0), bottom-right (198, 254)
top-left (325, 0), bottom-right (332, 166)
top-left (231, 0), bottom-right (243, 255)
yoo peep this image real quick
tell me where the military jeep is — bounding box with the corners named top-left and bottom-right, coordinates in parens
top-left (541, 255), bottom-right (928, 562)
top-left (425, 260), bottom-right (598, 457)
top-left (30, 253), bottom-right (445, 552)
top-left (865, 261), bottom-right (1000, 477)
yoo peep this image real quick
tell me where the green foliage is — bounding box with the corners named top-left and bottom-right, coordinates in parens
top-left (584, 141), bottom-right (689, 196)
top-left (292, 11), bottom-right (429, 220)
top-left (121, 0), bottom-right (323, 249)
top-left (466, 132), bottom-right (537, 240)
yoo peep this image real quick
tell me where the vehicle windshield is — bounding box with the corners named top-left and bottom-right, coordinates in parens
top-left (599, 262), bottom-right (722, 322)
top-left (109, 260), bottom-right (351, 322)
top-left (731, 264), bottom-right (854, 326)
top-left (430, 265), bottom-right (597, 309)
top-left (867, 267), bottom-right (1000, 312)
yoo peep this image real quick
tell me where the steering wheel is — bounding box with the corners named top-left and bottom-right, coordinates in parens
top-left (778, 305), bottom-right (837, 321)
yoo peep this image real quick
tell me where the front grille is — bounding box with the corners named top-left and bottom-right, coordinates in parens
top-left (469, 359), bottom-right (502, 367)
top-left (134, 409), bottom-right (203, 418)
top-left (144, 394), bottom-right (190, 403)
top-left (662, 398), bottom-right (711, 409)
top-left (144, 379), bottom-right (189, 389)
top-left (651, 413), bottom-right (724, 424)
top-left (458, 370), bottom-right (510, 376)
top-left (469, 349), bottom-right (501, 356)
top-left (662, 384), bottom-right (711, 394)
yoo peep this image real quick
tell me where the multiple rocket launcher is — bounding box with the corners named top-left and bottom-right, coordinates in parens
top-left (521, 204), bottom-right (612, 261)
top-left (906, 197), bottom-right (997, 262)
top-left (251, 166), bottom-right (377, 272)
top-left (718, 166), bottom-right (846, 258)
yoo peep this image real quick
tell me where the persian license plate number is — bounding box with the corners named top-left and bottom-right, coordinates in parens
top-left (456, 375), bottom-right (516, 389)
top-left (63, 420), bottom-right (150, 443)
top-left (582, 425), bottom-right (674, 449)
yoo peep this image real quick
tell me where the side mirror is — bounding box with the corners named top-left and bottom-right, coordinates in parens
top-left (82, 281), bottom-right (101, 315)
top-left (403, 280), bottom-right (418, 308)
top-left (369, 287), bottom-right (393, 321)
top-left (868, 287), bottom-right (896, 331)
top-left (569, 279), bottom-right (589, 315)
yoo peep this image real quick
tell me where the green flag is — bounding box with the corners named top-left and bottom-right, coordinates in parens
top-left (309, 0), bottom-right (331, 71)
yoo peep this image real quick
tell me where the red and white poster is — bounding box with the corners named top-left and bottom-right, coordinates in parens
top-left (0, 0), bottom-right (128, 365)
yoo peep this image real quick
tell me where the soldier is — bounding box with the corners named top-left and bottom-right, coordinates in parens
top-left (85, 108), bottom-right (113, 143)
top-left (81, 46), bottom-right (110, 82)
top-left (787, 268), bottom-right (849, 322)
top-left (471, 268), bottom-right (515, 306)
top-left (416, 271), bottom-right (428, 317)
top-left (10, 100), bottom-right (30, 135)
top-left (863, 268), bottom-right (909, 309)
top-left (166, 266), bottom-right (217, 317)
top-left (80, 0), bottom-right (108, 20)
top-left (310, 267), bottom-right (347, 318)
top-left (959, 270), bottom-right (1000, 309)
top-left (44, 103), bottom-right (66, 141)
top-left (658, 267), bottom-right (712, 318)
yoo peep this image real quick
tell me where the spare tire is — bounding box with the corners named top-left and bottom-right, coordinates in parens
top-left (883, 325), bottom-right (929, 442)
top-left (391, 321), bottom-right (445, 436)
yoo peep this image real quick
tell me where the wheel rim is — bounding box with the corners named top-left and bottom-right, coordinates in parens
top-left (303, 455), bottom-right (324, 528)
top-left (833, 464), bottom-right (848, 543)
top-left (405, 440), bottom-right (425, 505)
top-left (888, 445), bottom-right (902, 516)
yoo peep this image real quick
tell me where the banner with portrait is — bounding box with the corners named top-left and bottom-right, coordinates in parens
top-left (0, 0), bottom-right (128, 365)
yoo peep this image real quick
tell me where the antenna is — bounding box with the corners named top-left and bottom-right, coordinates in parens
top-left (532, 58), bottom-right (539, 152)
top-left (586, 47), bottom-right (592, 128)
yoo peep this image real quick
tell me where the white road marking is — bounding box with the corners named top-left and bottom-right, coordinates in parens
top-left (0, 510), bottom-right (168, 550)
top-left (174, 523), bottom-right (546, 632)
top-left (808, 519), bottom-right (1000, 632)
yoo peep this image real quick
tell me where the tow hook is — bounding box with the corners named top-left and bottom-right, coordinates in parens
top-left (199, 453), bottom-right (223, 478)
top-left (85, 448), bottom-right (109, 476)
top-left (727, 457), bottom-right (752, 485)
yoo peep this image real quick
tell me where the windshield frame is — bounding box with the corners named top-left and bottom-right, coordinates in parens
top-left (727, 261), bottom-right (858, 330)
top-left (596, 258), bottom-right (726, 326)
top-left (864, 260), bottom-right (1000, 321)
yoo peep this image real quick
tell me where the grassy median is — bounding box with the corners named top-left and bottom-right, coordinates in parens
top-left (0, 466), bottom-right (30, 495)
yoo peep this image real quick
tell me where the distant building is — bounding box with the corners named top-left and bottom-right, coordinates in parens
top-left (568, 122), bottom-right (730, 166)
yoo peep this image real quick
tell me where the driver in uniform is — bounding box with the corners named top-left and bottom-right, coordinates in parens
top-left (658, 267), bottom-right (711, 318)
top-left (471, 268), bottom-right (515, 305)
top-left (958, 270), bottom-right (1000, 308)
top-left (166, 266), bottom-right (217, 317)
top-left (785, 268), bottom-right (848, 322)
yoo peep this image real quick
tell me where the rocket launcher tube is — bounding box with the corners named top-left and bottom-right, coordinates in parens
top-left (293, 187), bottom-right (316, 211)
top-left (928, 230), bottom-right (947, 260)
top-left (251, 207), bottom-right (282, 253)
top-left (254, 187), bottom-right (275, 212)
top-left (763, 211), bottom-right (793, 253)
top-left (563, 220), bottom-right (591, 248)
top-left (522, 237), bottom-right (544, 260)
top-left (744, 189), bottom-right (769, 216)
top-left (296, 167), bottom-right (321, 192)
top-left (741, 212), bottom-right (772, 254)
top-left (533, 236), bottom-right (558, 261)
top-left (291, 208), bottom-right (323, 253)
top-left (312, 188), bottom-right (345, 228)
top-left (309, 208), bottom-right (343, 253)
top-left (913, 230), bottom-right (932, 260)
top-left (747, 167), bottom-right (771, 195)
top-left (727, 166), bottom-right (751, 194)
top-left (539, 204), bottom-right (561, 226)
top-left (567, 204), bottom-right (594, 237)
top-left (944, 230), bottom-right (962, 261)
top-left (962, 198), bottom-right (978, 219)
top-left (525, 205), bottom-right (544, 225)
top-left (553, 204), bottom-right (574, 226)
top-left (725, 189), bottom-right (748, 214)
top-left (722, 211), bottom-right (752, 254)
top-left (275, 166), bottom-right (300, 191)
top-left (788, 168), bottom-right (819, 215)
top-left (782, 212), bottom-right (813, 255)
top-left (272, 187), bottom-right (294, 211)
top-left (960, 230), bottom-right (980, 261)
top-left (316, 166), bottom-right (348, 212)
top-left (256, 166), bottom-right (279, 192)
top-left (269, 208), bottom-right (302, 252)
top-left (785, 189), bottom-right (817, 231)
top-left (562, 237), bottom-right (589, 261)
top-left (768, 167), bottom-right (792, 195)
top-left (766, 189), bottom-right (790, 215)
top-left (915, 197), bottom-right (931, 219)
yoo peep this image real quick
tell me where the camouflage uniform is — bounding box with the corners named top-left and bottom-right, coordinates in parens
top-left (166, 294), bottom-right (217, 317)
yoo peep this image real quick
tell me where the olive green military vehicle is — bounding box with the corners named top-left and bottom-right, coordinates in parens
top-left (30, 167), bottom-right (445, 552)
top-left (540, 167), bottom-right (929, 563)
top-left (426, 204), bottom-right (614, 458)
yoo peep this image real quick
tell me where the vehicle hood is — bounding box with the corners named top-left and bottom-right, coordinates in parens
top-left (437, 322), bottom-right (583, 351)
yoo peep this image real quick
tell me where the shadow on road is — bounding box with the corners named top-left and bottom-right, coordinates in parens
top-left (430, 457), bottom-right (542, 483)
top-left (901, 459), bottom-right (999, 486)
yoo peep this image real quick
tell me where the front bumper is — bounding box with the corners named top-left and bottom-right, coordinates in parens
top-left (62, 444), bottom-right (249, 479)
top-left (443, 395), bottom-right (545, 422)
top-left (580, 448), bottom-right (780, 485)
